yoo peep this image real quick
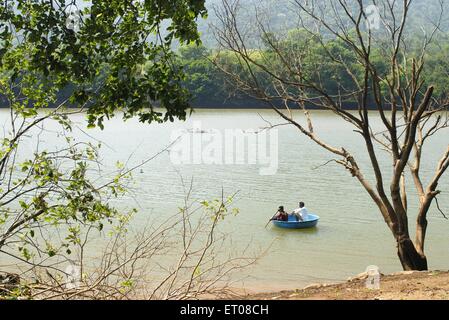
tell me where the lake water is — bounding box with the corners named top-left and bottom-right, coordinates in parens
top-left (2, 109), bottom-right (449, 291)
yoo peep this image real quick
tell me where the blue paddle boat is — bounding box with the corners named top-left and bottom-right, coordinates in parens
top-left (272, 214), bottom-right (319, 229)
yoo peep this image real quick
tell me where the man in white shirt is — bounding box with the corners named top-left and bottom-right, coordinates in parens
top-left (292, 202), bottom-right (309, 221)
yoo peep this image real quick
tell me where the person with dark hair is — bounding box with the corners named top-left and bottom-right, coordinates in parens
top-left (271, 206), bottom-right (288, 221)
top-left (291, 202), bottom-right (309, 222)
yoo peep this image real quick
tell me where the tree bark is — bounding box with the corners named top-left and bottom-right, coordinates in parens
top-left (397, 235), bottom-right (428, 271)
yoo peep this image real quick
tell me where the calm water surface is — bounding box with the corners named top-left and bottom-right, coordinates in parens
top-left (3, 109), bottom-right (449, 291)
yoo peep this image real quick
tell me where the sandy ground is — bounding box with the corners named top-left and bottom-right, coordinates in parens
top-left (238, 270), bottom-right (449, 300)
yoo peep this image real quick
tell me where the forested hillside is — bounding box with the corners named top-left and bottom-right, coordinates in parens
top-left (200, 0), bottom-right (449, 47)
top-left (183, 0), bottom-right (449, 107)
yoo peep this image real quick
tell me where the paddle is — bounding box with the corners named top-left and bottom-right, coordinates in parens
top-left (264, 212), bottom-right (278, 228)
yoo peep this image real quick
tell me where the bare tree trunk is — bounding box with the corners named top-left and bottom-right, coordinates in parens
top-left (396, 235), bottom-right (428, 271)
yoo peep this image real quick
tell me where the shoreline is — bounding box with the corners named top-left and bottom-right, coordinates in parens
top-left (232, 270), bottom-right (449, 300)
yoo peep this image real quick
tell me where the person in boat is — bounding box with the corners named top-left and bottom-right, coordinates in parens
top-left (272, 206), bottom-right (288, 221)
top-left (291, 202), bottom-right (309, 222)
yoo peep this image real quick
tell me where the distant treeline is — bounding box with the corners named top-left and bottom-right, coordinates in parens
top-left (179, 28), bottom-right (449, 109)
top-left (2, 28), bottom-right (448, 110)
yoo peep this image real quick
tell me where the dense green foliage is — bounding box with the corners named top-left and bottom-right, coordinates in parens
top-left (0, 0), bottom-right (207, 126)
top-left (177, 44), bottom-right (227, 106)
top-left (179, 29), bottom-right (449, 106)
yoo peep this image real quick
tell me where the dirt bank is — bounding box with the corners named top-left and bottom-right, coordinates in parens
top-left (241, 270), bottom-right (449, 300)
